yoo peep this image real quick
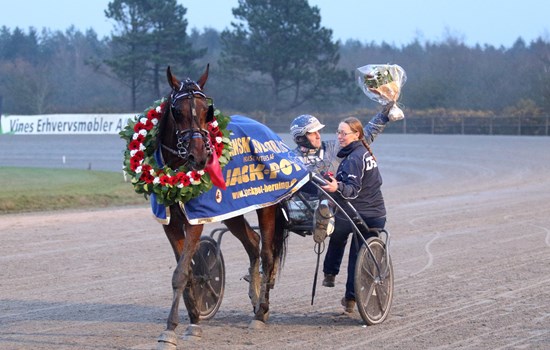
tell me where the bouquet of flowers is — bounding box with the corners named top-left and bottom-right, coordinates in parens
top-left (356, 64), bottom-right (407, 121)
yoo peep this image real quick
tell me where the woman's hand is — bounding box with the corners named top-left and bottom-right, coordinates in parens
top-left (321, 176), bottom-right (338, 193)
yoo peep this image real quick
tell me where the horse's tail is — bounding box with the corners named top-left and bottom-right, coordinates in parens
top-left (272, 203), bottom-right (288, 277)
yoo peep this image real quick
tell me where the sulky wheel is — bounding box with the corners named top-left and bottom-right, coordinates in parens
top-left (184, 236), bottom-right (225, 321)
top-left (354, 236), bottom-right (394, 325)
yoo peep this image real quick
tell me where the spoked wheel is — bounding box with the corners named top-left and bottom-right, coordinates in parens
top-left (184, 236), bottom-right (225, 321)
top-left (354, 236), bottom-right (394, 325)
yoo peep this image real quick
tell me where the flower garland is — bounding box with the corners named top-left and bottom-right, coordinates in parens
top-left (120, 98), bottom-right (232, 206)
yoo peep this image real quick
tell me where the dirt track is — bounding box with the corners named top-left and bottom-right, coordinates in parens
top-left (1, 134), bottom-right (549, 349)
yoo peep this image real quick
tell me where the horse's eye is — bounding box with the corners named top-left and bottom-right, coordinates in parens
top-left (171, 106), bottom-right (183, 117)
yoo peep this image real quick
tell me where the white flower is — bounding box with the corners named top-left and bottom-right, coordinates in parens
top-left (177, 183), bottom-right (183, 188)
top-left (190, 178), bottom-right (201, 185)
top-left (140, 144), bottom-right (146, 151)
top-left (140, 117), bottom-right (148, 124)
top-left (210, 120), bottom-right (218, 128)
top-left (155, 106), bottom-right (162, 113)
top-left (197, 170), bottom-right (205, 175)
top-left (152, 118), bottom-right (159, 125)
top-left (153, 177), bottom-right (160, 184)
top-left (139, 129), bottom-right (147, 136)
top-left (130, 150), bottom-right (137, 157)
top-left (149, 168), bottom-right (156, 175)
top-left (135, 166), bottom-right (142, 173)
top-left (132, 133), bottom-right (140, 140)
top-left (215, 136), bottom-right (222, 144)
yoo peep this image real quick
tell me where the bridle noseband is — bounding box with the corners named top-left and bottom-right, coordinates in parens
top-left (161, 79), bottom-right (213, 166)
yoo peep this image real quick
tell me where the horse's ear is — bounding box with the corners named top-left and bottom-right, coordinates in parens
top-left (197, 64), bottom-right (210, 90)
top-left (206, 105), bottom-right (214, 123)
top-left (166, 66), bottom-right (180, 90)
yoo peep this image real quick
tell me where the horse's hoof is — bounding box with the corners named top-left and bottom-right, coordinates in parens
top-left (157, 330), bottom-right (177, 350)
top-left (254, 311), bottom-right (270, 323)
top-left (248, 319), bottom-right (267, 330)
top-left (182, 324), bottom-right (202, 340)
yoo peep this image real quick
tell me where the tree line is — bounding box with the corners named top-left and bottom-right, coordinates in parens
top-left (1, 0), bottom-right (549, 132)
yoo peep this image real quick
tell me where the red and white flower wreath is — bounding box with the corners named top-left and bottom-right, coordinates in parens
top-left (120, 98), bottom-right (232, 206)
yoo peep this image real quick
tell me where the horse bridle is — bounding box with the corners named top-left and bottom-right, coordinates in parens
top-left (161, 78), bottom-right (213, 164)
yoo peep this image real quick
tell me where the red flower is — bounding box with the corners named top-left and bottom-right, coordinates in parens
top-left (208, 124), bottom-right (219, 133)
top-left (129, 140), bottom-right (141, 151)
top-left (141, 164), bottom-right (152, 173)
top-left (140, 172), bottom-right (154, 183)
top-left (215, 142), bottom-right (224, 156)
top-left (133, 122), bottom-right (146, 132)
top-left (133, 150), bottom-right (144, 160)
top-left (144, 119), bottom-right (154, 131)
top-left (135, 134), bottom-right (145, 143)
top-left (209, 132), bottom-right (221, 142)
top-left (176, 172), bottom-right (191, 186)
top-left (147, 108), bottom-right (159, 120)
top-left (130, 156), bottom-right (142, 171)
top-left (190, 171), bottom-right (202, 181)
top-left (159, 175), bottom-right (171, 186)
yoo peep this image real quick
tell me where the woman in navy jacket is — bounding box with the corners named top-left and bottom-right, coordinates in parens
top-left (321, 116), bottom-right (387, 312)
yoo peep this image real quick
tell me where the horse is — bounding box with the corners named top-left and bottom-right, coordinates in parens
top-left (156, 65), bottom-right (287, 349)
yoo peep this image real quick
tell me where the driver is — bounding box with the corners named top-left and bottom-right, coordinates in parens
top-left (289, 104), bottom-right (394, 287)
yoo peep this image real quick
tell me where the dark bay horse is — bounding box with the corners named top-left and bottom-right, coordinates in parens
top-left (156, 65), bottom-right (287, 349)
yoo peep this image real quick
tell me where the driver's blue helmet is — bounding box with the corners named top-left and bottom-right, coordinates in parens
top-left (290, 114), bottom-right (325, 145)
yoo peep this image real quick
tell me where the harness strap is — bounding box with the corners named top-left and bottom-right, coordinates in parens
top-left (163, 84), bottom-right (213, 165)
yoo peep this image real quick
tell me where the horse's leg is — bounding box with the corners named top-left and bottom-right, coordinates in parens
top-left (162, 205), bottom-right (186, 262)
top-left (224, 215), bottom-right (262, 312)
top-left (250, 205), bottom-right (285, 328)
top-left (157, 205), bottom-right (185, 349)
top-left (157, 209), bottom-right (203, 349)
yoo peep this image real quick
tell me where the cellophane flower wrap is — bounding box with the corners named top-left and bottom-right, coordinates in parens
top-left (356, 64), bottom-right (407, 121)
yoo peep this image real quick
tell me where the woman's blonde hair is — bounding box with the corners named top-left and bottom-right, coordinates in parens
top-left (341, 117), bottom-right (376, 161)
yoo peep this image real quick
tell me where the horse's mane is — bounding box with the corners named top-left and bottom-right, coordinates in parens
top-left (157, 94), bottom-right (173, 151)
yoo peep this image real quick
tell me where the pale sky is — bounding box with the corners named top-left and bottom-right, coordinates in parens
top-left (2, 0), bottom-right (549, 48)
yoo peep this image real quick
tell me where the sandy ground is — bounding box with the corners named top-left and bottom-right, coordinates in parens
top-left (1, 134), bottom-right (549, 349)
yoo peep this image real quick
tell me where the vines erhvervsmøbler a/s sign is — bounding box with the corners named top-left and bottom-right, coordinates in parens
top-left (1, 114), bottom-right (133, 134)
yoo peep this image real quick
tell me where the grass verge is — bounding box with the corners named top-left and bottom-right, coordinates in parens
top-left (0, 167), bottom-right (147, 214)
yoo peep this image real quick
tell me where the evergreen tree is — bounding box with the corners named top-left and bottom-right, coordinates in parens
top-left (105, 0), bottom-right (151, 110)
top-left (141, 0), bottom-right (205, 98)
top-left (104, 0), bottom-right (204, 110)
top-left (219, 0), bottom-right (352, 113)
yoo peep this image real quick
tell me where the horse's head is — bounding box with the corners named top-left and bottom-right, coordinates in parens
top-left (159, 64), bottom-right (214, 171)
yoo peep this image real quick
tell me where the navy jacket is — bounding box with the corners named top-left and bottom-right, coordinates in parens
top-left (334, 140), bottom-right (386, 219)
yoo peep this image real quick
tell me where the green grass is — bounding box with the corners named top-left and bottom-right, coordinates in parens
top-left (0, 167), bottom-right (148, 214)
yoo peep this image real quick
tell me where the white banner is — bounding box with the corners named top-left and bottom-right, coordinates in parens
top-left (0, 114), bottom-right (135, 135)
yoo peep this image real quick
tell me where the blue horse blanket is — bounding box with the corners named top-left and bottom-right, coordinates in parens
top-left (152, 115), bottom-right (310, 225)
